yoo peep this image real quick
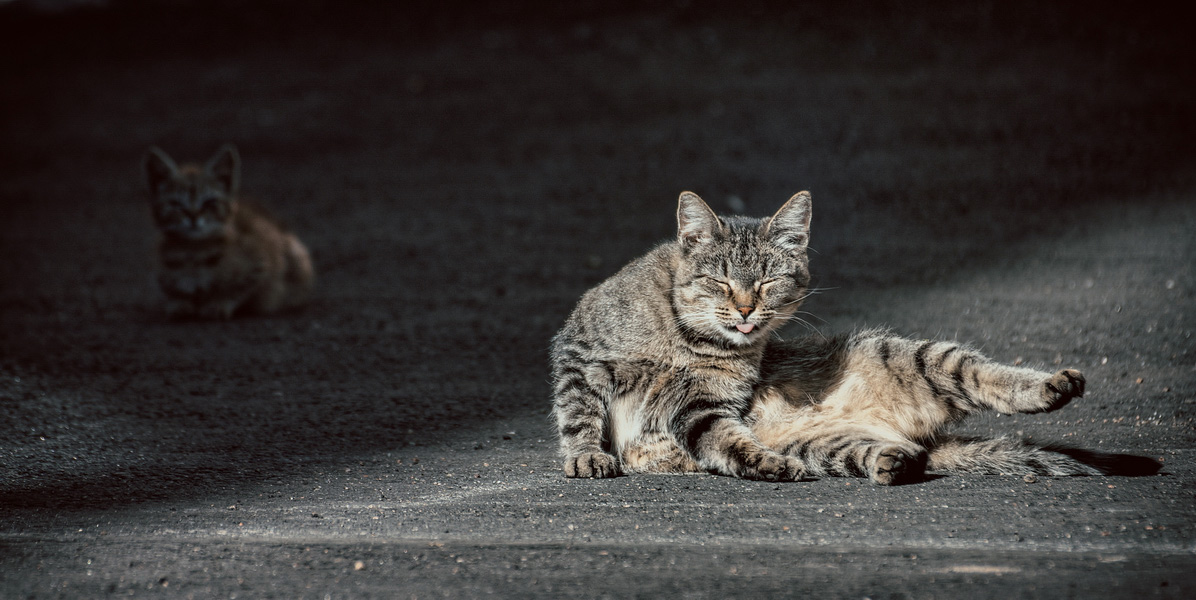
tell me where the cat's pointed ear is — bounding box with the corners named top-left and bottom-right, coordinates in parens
top-left (205, 143), bottom-right (241, 196)
top-left (677, 191), bottom-right (721, 249)
top-left (764, 191), bottom-right (812, 254)
top-left (144, 146), bottom-right (179, 194)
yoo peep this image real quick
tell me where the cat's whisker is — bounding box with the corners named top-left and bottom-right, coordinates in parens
top-left (794, 310), bottom-right (829, 326)
top-left (771, 311), bottom-right (827, 336)
top-left (788, 316), bottom-right (825, 337)
top-left (779, 289), bottom-right (827, 307)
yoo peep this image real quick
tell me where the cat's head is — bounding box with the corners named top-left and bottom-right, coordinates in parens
top-left (144, 144), bottom-right (241, 240)
top-left (671, 191), bottom-right (812, 348)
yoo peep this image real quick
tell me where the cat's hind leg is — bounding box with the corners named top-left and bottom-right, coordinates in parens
top-left (858, 333), bottom-right (1086, 419)
top-left (969, 364), bottom-right (1085, 415)
top-left (751, 394), bottom-right (926, 485)
top-left (871, 444), bottom-right (928, 485)
top-left (772, 427), bottom-right (927, 486)
top-left (787, 432), bottom-right (928, 486)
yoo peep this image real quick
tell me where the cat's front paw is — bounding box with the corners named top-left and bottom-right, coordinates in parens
top-left (564, 452), bottom-right (619, 478)
top-left (743, 453), bottom-right (806, 482)
top-left (1039, 369), bottom-right (1085, 412)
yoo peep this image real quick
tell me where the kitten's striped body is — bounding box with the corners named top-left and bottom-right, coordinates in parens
top-left (552, 192), bottom-right (1118, 485)
top-left (145, 145), bottom-right (314, 319)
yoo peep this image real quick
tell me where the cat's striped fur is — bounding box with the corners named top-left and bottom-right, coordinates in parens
top-left (752, 332), bottom-right (1094, 485)
top-left (551, 192), bottom-right (1112, 484)
top-left (144, 144), bottom-right (314, 319)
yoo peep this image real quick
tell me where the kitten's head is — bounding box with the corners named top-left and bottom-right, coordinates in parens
top-left (144, 144), bottom-right (241, 240)
top-left (672, 191), bottom-right (812, 348)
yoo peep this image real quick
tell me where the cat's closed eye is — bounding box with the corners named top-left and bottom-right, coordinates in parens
top-left (756, 278), bottom-right (780, 292)
top-left (696, 275), bottom-right (731, 293)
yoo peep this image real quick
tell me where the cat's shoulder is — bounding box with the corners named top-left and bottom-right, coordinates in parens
top-left (578, 241), bottom-right (677, 305)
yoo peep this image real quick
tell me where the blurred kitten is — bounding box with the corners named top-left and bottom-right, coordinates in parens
top-left (144, 144), bottom-right (314, 319)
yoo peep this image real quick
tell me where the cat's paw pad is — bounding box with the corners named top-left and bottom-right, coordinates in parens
top-left (744, 453), bottom-right (806, 482)
top-left (564, 452), bottom-right (619, 479)
top-left (871, 446), bottom-right (926, 486)
top-left (1041, 369), bottom-right (1085, 412)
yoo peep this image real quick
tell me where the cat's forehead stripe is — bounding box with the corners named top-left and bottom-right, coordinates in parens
top-left (724, 217), bottom-right (772, 279)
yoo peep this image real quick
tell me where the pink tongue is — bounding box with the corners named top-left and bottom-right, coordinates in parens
top-left (735, 323), bottom-right (755, 334)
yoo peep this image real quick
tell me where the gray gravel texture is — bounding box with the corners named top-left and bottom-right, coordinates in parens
top-left (1, 1), bottom-right (1193, 598)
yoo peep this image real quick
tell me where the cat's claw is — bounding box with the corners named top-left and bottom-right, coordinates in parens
top-left (564, 452), bottom-right (619, 478)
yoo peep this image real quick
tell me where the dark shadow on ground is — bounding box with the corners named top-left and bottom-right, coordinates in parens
top-left (1049, 447), bottom-right (1165, 477)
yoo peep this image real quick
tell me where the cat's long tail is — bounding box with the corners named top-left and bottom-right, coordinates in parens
top-left (926, 435), bottom-right (1162, 477)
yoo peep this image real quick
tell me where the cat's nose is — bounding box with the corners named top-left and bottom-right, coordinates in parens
top-left (736, 305), bottom-right (753, 317)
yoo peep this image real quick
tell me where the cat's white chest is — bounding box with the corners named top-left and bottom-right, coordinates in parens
top-left (609, 393), bottom-right (648, 455)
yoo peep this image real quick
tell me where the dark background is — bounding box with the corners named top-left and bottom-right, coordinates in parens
top-left (1, 1), bottom-right (1193, 597)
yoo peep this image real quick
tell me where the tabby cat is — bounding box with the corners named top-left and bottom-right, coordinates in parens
top-left (551, 191), bottom-right (1113, 485)
top-left (144, 144), bottom-right (314, 319)
top-left (552, 191), bottom-right (812, 481)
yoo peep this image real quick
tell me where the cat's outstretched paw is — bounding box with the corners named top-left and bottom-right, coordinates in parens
top-left (564, 452), bottom-right (619, 478)
top-left (1041, 369), bottom-right (1084, 411)
top-left (743, 453), bottom-right (806, 482)
top-left (870, 446), bottom-right (927, 486)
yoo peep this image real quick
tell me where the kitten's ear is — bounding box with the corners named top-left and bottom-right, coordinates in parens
top-left (144, 147), bottom-right (179, 194)
top-left (677, 191), bottom-right (722, 249)
top-left (205, 143), bottom-right (241, 196)
top-left (765, 191), bottom-right (812, 254)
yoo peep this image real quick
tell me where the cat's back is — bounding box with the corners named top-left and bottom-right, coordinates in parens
top-left (229, 200), bottom-right (292, 250)
top-left (556, 242), bottom-right (679, 355)
top-left (230, 199), bottom-right (315, 309)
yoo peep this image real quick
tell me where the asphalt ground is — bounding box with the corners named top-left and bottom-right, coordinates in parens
top-left (1, 1), bottom-right (1194, 598)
